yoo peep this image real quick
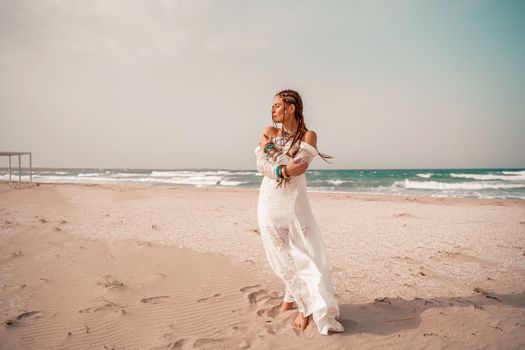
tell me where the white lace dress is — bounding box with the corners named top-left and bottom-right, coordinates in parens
top-left (254, 136), bottom-right (344, 335)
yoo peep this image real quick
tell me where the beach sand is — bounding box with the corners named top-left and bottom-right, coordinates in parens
top-left (1, 181), bottom-right (524, 349)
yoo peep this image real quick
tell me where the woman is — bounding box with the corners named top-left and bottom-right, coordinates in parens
top-left (254, 89), bottom-right (344, 335)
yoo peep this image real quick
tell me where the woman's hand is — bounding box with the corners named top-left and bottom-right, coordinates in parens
top-left (284, 159), bottom-right (309, 176)
top-left (260, 134), bottom-right (269, 148)
top-left (259, 126), bottom-right (276, 148)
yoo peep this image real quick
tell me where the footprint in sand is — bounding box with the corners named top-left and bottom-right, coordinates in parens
top-left (99, 275), bottom-right (125, 289)
top-left (240, 284), bottom-right (270, 304)
top-left (373, 296), bottom-right (404, 304)
top-left (261, 312), bottom-right (300, 336)
top-left (392, 255), bottom-right (423, 265)
top-left (256, 304), bottom-right (281, 318)
top-left (394, 212), bottom-right (417, 218)
top-left (473, 287), bottom-right (502, 302)
top-left (239, 284), bottom-right (261, 293)
top-left (229, 324), bottom-right (249, 334)
top-left (11, 250), bottom-right (23, 257)
top-left (435, 250), bottom-right (491, 265)
top-left (78, 303), bottom-right (121, 314)
top-left (240, 285), bottom-right (287, 318)
top-left (167, 339), bottom-right (185, 349)
top-left (5, 311), bottom-right (42, 325)
top-left (190, 337), bottom-right (242, 349)
top-left (257, 291), bottom-right (286, 316)
top-left (247, 289), bottom-right (270, 305)
top-left (196, 293), bottom-right (221, 303)
top-left (140, 295), bottom-right (171, 304)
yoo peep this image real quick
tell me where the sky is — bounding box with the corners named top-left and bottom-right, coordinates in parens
top-left (1, 0), bottom-right (524, 170)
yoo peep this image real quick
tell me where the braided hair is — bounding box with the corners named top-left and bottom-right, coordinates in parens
top-left (274, 89), bottom-right (333, 163)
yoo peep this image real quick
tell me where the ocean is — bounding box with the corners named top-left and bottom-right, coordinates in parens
top-left (2, 167), bottom-right (524, 200)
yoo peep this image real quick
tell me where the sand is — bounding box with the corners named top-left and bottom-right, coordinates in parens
top-left (0, 181), bottom-right (524, 349)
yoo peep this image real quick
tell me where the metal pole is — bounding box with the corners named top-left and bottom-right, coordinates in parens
top-left (18, 154), bottom-right (21, 182)
top-left (9, 155), bottom-right (11, 183)
top-left (30, 153), bottom-right (32, 184)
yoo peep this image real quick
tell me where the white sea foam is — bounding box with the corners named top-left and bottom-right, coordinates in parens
top-left (502, 170), bottom-right (525, 175)
top-left (112, 173), bottom-right (147, 177)
top-left (416, 173), bottom-right (433, 178)
top-left (150, 170), bottom-right (240, 177)
top-left (25, 174), bottom-right (224, 187)
top-left (399, 179), bottom-right (525, 190)
top-left (28, 175), bottom-right (144, 183)
top-left (308, 179), bottom-right (350, 186)
top-left (307, 187), bottom-right (339, 193)
top-left (77, 173), bottom-right (103, 177)
top-left (150, 171), bottom-right (199, 177)
top-left (0, 170), bottom-right (249, 188)
top-left (450, 173), bottom-right (525, 181)
top-left (230, 171), bottom-right (258, 175)
top-left (164, 175), bottom-right (222, 186)
top-left (219, 180), bottom-right (249, 186)
top-left (328, 180), bottom-right (345, 186)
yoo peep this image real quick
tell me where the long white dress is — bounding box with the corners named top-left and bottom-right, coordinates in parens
top-left (254, 135), bottom-right (344, 335)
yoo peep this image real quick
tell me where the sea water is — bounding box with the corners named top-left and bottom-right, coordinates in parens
top-left (2, 168), bottom-right (524, 200)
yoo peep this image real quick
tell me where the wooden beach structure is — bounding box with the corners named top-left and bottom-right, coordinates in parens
top-left (0, 151), bottom-right (32, 184)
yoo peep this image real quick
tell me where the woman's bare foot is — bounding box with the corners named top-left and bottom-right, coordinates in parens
top-left (280, 301), bottom-right (294, 313)
top-left (292, 311), bottom-right (309, 330)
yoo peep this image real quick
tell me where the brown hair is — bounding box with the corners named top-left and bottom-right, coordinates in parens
top-left (274, 89), bottom-right (333, 163)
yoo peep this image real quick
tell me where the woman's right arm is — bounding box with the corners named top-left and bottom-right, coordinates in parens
top-left (255, 145), bottom-right (280, 180)
top-left (255, 126), bottom-right (308, 178)
top-left (254, 126), bottom-right (280, 179)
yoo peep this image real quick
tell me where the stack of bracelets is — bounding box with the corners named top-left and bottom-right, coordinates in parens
top-left (263, 141), bottom-right (290, 180)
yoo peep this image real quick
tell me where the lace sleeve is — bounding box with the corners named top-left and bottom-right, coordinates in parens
top-left (293, 142), bottom-right (318, 164)
top-left (254, 142), bottom-right (318, 178)
top-left (254, 146), bottom-right (280, 179)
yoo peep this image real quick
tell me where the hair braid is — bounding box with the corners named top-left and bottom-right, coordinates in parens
top-left (275, 89), bottom-right (333, 163)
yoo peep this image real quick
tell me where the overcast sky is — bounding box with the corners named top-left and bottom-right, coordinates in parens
top-left (1, 0), bottom-right (524, 170)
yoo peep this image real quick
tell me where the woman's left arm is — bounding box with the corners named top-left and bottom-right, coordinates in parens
top-left (255, 130), bottom-right (318, 178)
top-left (259, 132), bottom-right (296, 165)
top-left (293, 130), bottom-right (318, 165)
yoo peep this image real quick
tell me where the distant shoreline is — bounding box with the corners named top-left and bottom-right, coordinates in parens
top-left (2, 180), bottom-right (524, 206)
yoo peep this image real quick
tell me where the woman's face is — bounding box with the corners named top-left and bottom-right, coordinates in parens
top-left (271, 96), bottom-right (286, 123)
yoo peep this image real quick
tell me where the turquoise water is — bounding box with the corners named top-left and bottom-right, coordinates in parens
top-left (305, 168), bottom-right (525, 199)
top-left (2, 167), bottom-right (524, 200)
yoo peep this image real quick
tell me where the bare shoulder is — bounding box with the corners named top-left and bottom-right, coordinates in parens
top-left (262, 125), bottom-right (279, 137)
top-left (302, 130), bottom-right (318, 148)
top-left (259, 125), bottom-right (278, 147)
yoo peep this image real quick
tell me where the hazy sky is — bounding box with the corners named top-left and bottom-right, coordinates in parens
top-left (1, 0), bottom-right (524, 170)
